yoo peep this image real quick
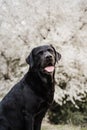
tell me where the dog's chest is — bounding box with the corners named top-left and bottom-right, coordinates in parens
top-left (23, 89), bottom-right (46, 112)
top-left (23, 96), bottom-right (48, 120)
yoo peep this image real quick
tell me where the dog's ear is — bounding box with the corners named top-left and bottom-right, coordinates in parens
top-left (56, 52), bottom-right (61, 62)
top-left (26, 50), bottom-right (34, 67)
top-left (50, 45), bottom-right (61, 62)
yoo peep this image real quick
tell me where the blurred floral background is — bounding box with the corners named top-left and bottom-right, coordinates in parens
top-left (0, 0), bottom-right (87, 127)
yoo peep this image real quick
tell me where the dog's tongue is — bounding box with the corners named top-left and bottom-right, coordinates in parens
top-left (44, 66), bottom-right (54, 72)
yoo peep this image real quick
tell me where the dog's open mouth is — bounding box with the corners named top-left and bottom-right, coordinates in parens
top-left (44, 62), bottom-right (55, 73)
top-left (44, 66), bottom-right (55, 73)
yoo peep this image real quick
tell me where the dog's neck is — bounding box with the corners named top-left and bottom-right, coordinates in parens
top-left (25, 68), bottom-right (55, 104)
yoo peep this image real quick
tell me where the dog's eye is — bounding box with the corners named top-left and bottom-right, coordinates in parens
top-left (37, 51), bottom-right (43, 55)
top-left (48, 49), bottom-right (54, 53)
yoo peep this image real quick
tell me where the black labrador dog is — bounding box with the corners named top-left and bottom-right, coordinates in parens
top-left (0, 45), bottom-right (61, 130)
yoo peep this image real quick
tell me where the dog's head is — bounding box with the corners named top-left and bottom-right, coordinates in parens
top-left (26, 45), bottom-right (61, 74)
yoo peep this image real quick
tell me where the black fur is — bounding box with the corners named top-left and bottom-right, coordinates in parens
top-left (0, 45), bottom-right (61, 130)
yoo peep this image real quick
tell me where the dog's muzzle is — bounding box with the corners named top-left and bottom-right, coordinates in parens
top-left (43, 53), bottom-right (55, 73)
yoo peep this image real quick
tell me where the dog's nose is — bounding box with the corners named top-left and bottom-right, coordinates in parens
top-left (44, 52), bottom-right (53, 60)
top-left (45, 55), bottom-right (52, 60)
